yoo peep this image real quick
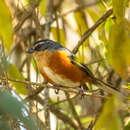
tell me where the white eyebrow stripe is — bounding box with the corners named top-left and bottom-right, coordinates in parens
top-left (34, 41), bottom-right (45, 47)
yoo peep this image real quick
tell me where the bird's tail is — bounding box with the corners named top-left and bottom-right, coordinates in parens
top-left (71, 59), bottom-right (122, 96)
top-left (92, 77), bottom-right (121, 96)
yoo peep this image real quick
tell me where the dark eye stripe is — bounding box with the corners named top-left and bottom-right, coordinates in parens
top-left (35, 45), bottom-right (41, 50)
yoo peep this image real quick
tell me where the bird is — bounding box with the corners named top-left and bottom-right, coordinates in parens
top-left (27, 39), bottom-right (120, 96)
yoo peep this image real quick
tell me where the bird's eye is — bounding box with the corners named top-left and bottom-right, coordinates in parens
top-left (35, 45), bottom-right (41, 51)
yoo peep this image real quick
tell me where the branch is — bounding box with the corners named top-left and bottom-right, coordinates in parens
top-left (72, 8), bottom-right (113, 54)
top-left (65, 92), bottom-right (85, 130)
top-left (14, 1), bottom-right (39, 33)
top-left (51, 94), bottom-right (79, 106)
top-left (35, 96), bottom-right (79, 130)
top-left (0, 76), bottom-right (107, 99)
top-left (86, 58), bottom-right (104, 65)
top-left (14, 9), bottom-right (32, 33)
top-left (43, 0), bottom-right (53, 129)
top-left (24, 86), bottom-right (44, 101)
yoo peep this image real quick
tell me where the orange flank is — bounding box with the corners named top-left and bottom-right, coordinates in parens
top-left (33, 50), bottom-right (91, 87)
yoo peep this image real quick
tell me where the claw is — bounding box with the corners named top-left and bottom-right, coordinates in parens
top-left (55, 89), bottom-right (59, 94)
top-left (53, 84), bottom-right (59, 94)
top-left (79, 86), bottom-right (85, 99)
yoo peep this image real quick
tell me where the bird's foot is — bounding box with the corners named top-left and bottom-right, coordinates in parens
top-left (53, 85), bottom-right (59, 94)
top-left (78, 84), bottom-right (89, 99)
top-left (78, 86), bottom-right (85, 99)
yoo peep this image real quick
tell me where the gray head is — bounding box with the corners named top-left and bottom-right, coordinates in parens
top-left (27, 39), bottom-right (64, 54)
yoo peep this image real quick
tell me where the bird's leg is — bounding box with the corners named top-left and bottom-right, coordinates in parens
top-left (82, 83), bottom-right (89, 91)
top-left (53, 84), bottom-right (60, 94)
top-left (79, 86), bottom-right (85, 99)
top-left (78, 83), bottom-right (89, 99)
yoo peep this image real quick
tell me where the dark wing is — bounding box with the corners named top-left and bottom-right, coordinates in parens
top-left (70, 58), bottom-right (95, 80)
top-left (67, 50), bottom-right (121, 95)
top-left (65, 48), bottom-right (95, 79)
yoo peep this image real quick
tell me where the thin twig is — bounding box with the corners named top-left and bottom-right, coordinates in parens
top-left (51, 94), bottom-right (79, 106)
top-left (14, 1), bottom-right (39, 33)
top-left (35, 96), bottom-right (79, 130)
top-left (14, 9), bottom-right (33, 33)
top-left (44, 0), bottom-right (53, 129)
top-left (24, 86), bottom-right (44, 101)
top-left (72, 8), bottom-right (113, 54)
top-left (86, 58), bottom-right (104, 65)
top-left (65, 92), bottom-right (85, 130)
top-left (0, 76), bottom-right (107, 99)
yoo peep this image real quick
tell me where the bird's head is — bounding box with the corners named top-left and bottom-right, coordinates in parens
top-left (27, 39), bottom-right (63, 54)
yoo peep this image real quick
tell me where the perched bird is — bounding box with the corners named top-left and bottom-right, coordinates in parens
top-left (27, 39), bottom-right (120, 95)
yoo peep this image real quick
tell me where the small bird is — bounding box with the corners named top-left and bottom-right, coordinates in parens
top-left (27, 39), bottom-right (120, 95)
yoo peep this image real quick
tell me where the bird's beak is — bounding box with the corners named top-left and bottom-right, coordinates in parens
top-left (26, 48), bottom-right (35, 54)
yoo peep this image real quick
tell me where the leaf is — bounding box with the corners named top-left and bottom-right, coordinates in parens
top-left (39, 0), bottom-right (47, 17)
top-left (87, 9), bottom-right (100, 23)
top-left (0, 56), bottom-right (10, 75)
top-left (51, 27), bottom-right (66, 46)
top-left (81, 116), bottom-right (93, 126)
top-left (112, 0), bottom-right (125, 21)
top-left (75, 51), bottom-right (86, 63)
top-left (123, 83), bottom-right (130, 90)
top-left (94, 96), bottom-right (122, 130)
top-left (98, 24), bottom-right (108, 43)
top-left (97, 0), bottom-right (106, 12)
top-left (0, 90), bottom-right (40, 130)
top-left (74, 10), bottom-right (88, 36)
top-left (0, 121), bottom-right (11, 130)
top-left (31, 57), bottom-right (40, 74)
top-left (75, 105), bottom-right (82, 116)
top-left (124, 122), bottom-right (130, 130)
top-left (74, 11), bottom-right (88, 63)
top-left (0, 0), bottom-right (13, 51)
top-left (109, 19), bottom-right (130, 82)
top-left (104, 18), bottom-right (114, 38)
top-left (8, 64), bottom-right (27, 95)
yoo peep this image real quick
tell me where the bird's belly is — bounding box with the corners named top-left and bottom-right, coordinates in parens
top-left (43, 66), bottom-right (80, 87)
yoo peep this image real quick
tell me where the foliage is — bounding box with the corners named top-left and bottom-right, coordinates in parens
top-left (0, 0), bottom-right (129, 130)
top-left (0, 89), bottom-right (40, 130)
top-left (0, 0), bottom-right (13, 51)
top-left (109, 0), bottom-right (130, 81)
top-left (94, 96), bottom-right (122, 130)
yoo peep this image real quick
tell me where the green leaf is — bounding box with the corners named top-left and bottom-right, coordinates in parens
top-left (125, 122), bottom-right (130, 130)
top-left (74, 11), bottom-right (88, 63)
top-left (123, 84), bottom-right (130, 90)
top-left (87, 9), bottom-right (100, 23)
top-left (81, 116), bottom-right (93, 125)
top-left (8, 64), bottom-right (27, 95)
top-left (98, 25), bottom-right (108, 43)
top-left (0, 90), bottom-right (40, 130)
top-left (0, 0), bottom-right (13, 51)
top-left (97, 0), bottom-right (106, 12)
top-left (74, 11), bottom-right (88, 36)
top-left (105, 18), bottom-right (114, 35)
top-left (75, 105), bottom-right (82, 116)
top-left (23, 0), bottom-right (29, 6)
top-left (39, 0), bottom-right (47, 17)
top-left (0, 56), bottom-right (10, 75)
top-left (109, 19), bottom-right (130, 81)
top-left (32, 56), bottom-right (39, 70)
top-left (0, 121), bottom-right (11, 130)
top-left (51, 27), bottom-right (66, 46)
top-left (94, 96), bottom-right (122, 130)
top-left (75, 52), bottom-right (85, 63)
top-left (112, 0), bottom-right (125, 21)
